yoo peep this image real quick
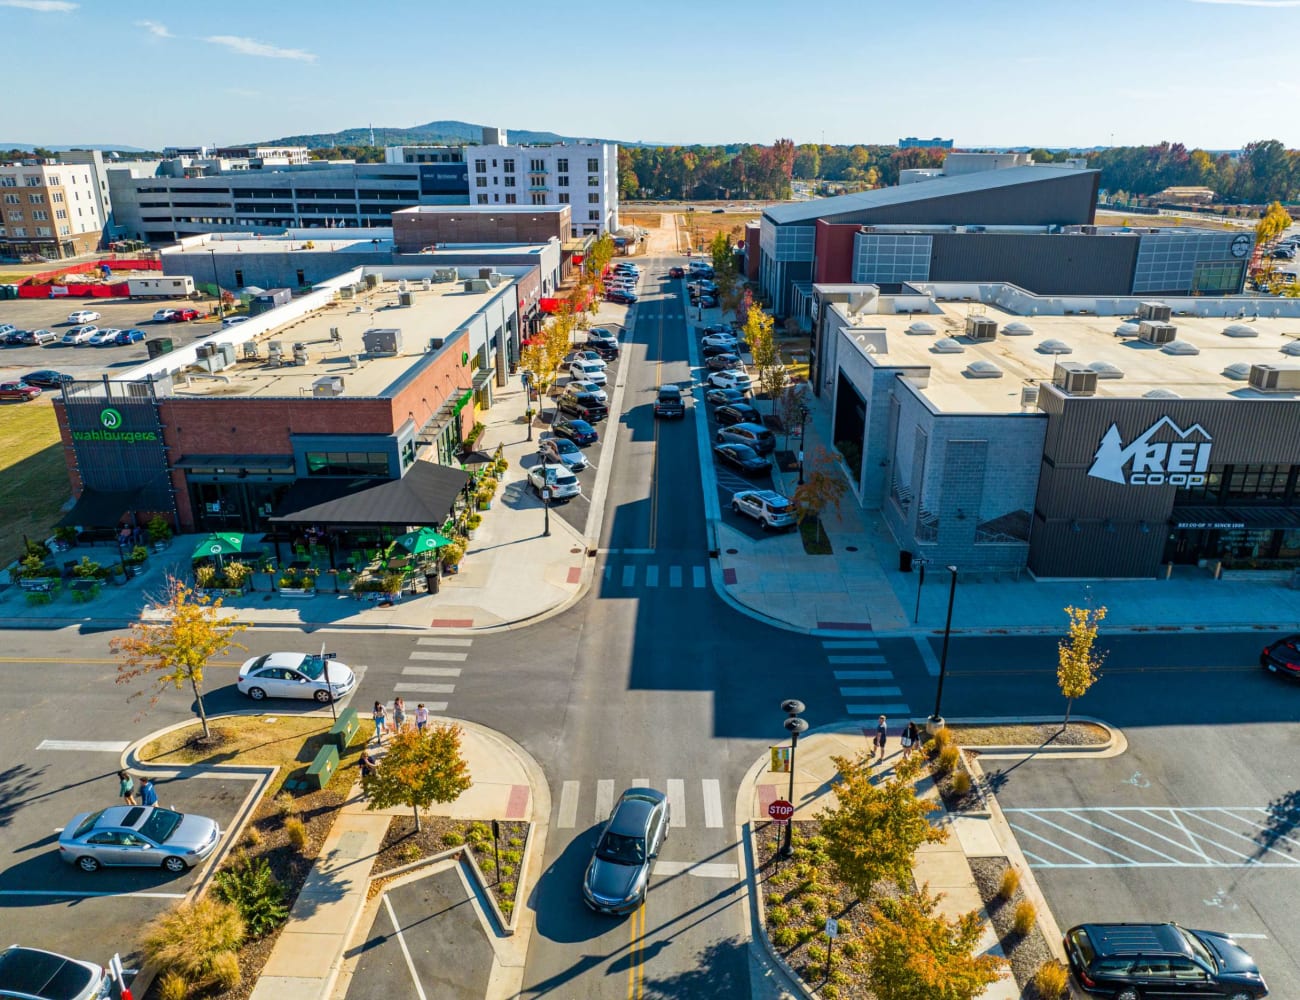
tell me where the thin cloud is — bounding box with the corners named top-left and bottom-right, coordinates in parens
top-left (205, 34), bottom-right (316, 62)
top-left (1190, 0), bottom-right (1300, 6)
top-left (0, 0), bottom-right (79, 10)
top-left (136, 19), bottom-right (172, 38)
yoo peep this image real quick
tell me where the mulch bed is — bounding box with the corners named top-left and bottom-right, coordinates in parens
top-left (774, 448), bottom-right (799, 473)
top-left (949, 722), bottom-right (1110, 747)
top-left (372, 815), bottom-right (529, 920)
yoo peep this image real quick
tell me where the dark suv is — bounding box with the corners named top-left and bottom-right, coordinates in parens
top-left (558, 392), bottom-right (608, 422)
top-left (654, 385), bottom-right (685, 419)
top-left (1065, 923), bottom-right (1268, 999)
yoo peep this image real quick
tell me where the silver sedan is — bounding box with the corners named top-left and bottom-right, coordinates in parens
top-left (59, 805), bottom-right (221, 874)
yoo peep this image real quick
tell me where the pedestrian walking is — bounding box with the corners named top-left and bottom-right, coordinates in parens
top-left (415, 702), bottom-right (428, 733)
top-left (118, 770), bottom-right (137, 805)
top-left (392, 696), bottom-right (407, 733)
top-left (874, 715), bottom-right (889, 764)
top-left (372, 700), bottom-right (387, 744)
top-left (140, 777), bottom-right (158, 807)
top-left (901, 720), bottom-right (921, 761)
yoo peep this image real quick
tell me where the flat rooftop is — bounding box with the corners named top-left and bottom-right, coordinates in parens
top-left (838, 302), bottom-right (1300, 413)
top-left (164, 236), bottom-right (394, 255)
top-left (399, 242), bottom-right (552, 256)
top-left (167, 275), bottom-right (512, 399)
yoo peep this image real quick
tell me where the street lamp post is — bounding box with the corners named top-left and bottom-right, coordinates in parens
top-left (928, 565), bottom-right (959, 733)
top-left (539, 461), bottom-right (551, 537)
top-left (208, 248), bottom-right (223, 320)
top-left (522, 371), bottom-right (533, 441)
top-left (797, 403), bottom-right (809, 485)
top-left (778, 699), bottom-right (808, 860)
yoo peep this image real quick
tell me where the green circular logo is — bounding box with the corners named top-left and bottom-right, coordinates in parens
top-left (100, 408), bottom-right (122, 430)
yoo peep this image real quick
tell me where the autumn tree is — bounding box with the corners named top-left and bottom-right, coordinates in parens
top-left (793, 447), bottom-right (847, 545)
top-left (111, 576), bottom-right (248, 740)
top-left (1057, 604), bottom-right (1107, 728)
top-left (1256, 200), bottom-right (1292, 247)
top-left (778, 384), bottom-right (811, 450)
top-left (744, 304), bottom-right (785, 409)
top-left (709, 231), bottom-right (733, 276)
top-left (362, 723), bottom-right (472, 831)
top-left (817, 752), bottom-right (946, 900)
top-left (857, 887), bottom-right (1007, 1000)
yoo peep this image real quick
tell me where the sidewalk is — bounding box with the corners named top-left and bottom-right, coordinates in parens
top-left (250, 718), bottom-right (549, 1000)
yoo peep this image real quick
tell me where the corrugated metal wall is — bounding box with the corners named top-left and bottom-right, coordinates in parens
top-left (930, 233), bottom-right (1138, 295)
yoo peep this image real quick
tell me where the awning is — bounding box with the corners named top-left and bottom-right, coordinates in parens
top-left (57, 488), bottom-right (145, 529)
top-left (270, 461), bottom-right (472, 526)
top-left (1171, 507), bottom-right (1300, 531)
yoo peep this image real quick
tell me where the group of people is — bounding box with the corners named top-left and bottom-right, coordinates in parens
top-left (371, 697), bottom-right (431, 744)
top-left (872, 716), bottom-right (923, 764)
top-left (117, 770), bottom-right (159, 807)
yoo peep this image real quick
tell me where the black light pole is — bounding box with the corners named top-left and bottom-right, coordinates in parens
top-left (208, 248), bottom-right (223, 320)
top-left (522, 371), bottom-right (533, 441)
top-left (778, 699), bottom-right (808, 860)
top-left (928, 565), bottom-right (958, 732)
top-left (797, 403), bottom-right (809, 485)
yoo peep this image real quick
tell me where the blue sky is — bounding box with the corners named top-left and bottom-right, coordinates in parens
top-left (2, 0), bottom-right (1297, 150)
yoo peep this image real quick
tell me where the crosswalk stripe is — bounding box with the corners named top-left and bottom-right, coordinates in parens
top-left (692, 566), bottom-right (705, 588)
top-left (822, 640), bottom-right (879, 649)
top-left (669, 566), bottom-right (683, 588)
top-left (702, 778), bottom-right (723, 828)
top-left (558, 781), bottom-right (579, 829)
top-left (646, 565), bottom-right (659, 588)
top-left (409, 651), bottom-right (468, 662)
top-left (393, 684), bottom-right (455, 694)
top-left (595, 780), bottom-right (614, 822)
top-left (622, 566), bottom-right (635, 587)
top-left (833, 670), bottom-right (893, 681)
top-left (37, 740), bottom-right (129, 752)
top-left (401, 666), bottom-right (461, 677)
top-left (633, 777), bottom-right (649, 790)
top-left (402, 700), bottom-right (446, 711)
top-left (417, 637), bottom-right (473, 647)
top-left (840, 686), bottom-right (903, 698)
top-left (652, 860), bottom-right (739, 879)
top-left (846, 704), bottom-right (911, 715)
top-left (667, 779), bottom-right (686, 827)
top-left (827, 655), bottom-right (886, 665)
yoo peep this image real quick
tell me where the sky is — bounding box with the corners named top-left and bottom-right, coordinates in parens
top-left (3, 0), bottom-right (1299, 151)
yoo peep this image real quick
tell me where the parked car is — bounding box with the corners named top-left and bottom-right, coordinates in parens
top-left (557, 393), bottom-right (608, 422)
top-left (66, 310), bottom-right (99, 324)
top-left (587, 327), bottom-right (619, 351)
top-left (22, 370), bottom-right (73, 389)
top-left (527, 463), bottom-right (581, 500)
top-left (701, 332), bottom-right (739, 349)
top-left (564, 349), bottom-right (606, 368)
top-left (731, 490), bottom-right (797, 530)
top-left (582, 787), bottom-right (669, 915)
top-left (613, 263), bottom-right (639, 275)
top-left (0, 944), bottom-right (111, 1000)
top-left (567, 379), bottom-right (608, 404)
top-left (222, 315), bottom-right (250, 328)
top-left (86, 328), bottom-right (120, 346)
top-left (716, 402), bottom-right (763, 426)
top-left (654, 384), bottom-right (686, 419)
top-left (0, 323), bottom-right (16, 339)
top-left (237, 651), bottom-right (357, 703)
top-left (553, 418), bottom-right (598, 446)
top-left (171, 308), bottom-right (200, 322)
top-left (20, 328), bottom-right (58, 346)
top-left (706, 386), bottom-right (748, 406)
top-left (1260, 634), bottom-right (1300, 678)
top-left (707, 369), bottom-right (754, 391)
top-left (569, 360), bottom-right (608, 386)
top-left (1064, 922), bottom-right (1268, 999)
top-left (152, 308), bottom-right (176, 322)
top-left (668, 266), bottom-right (686, 278)
top-left (706, 352), bottom-right (743, 372)
top-left (717, 422), bottom-right (776, 454)
top-left (1270, 247), bottom-right (1294, 260)
top-left (714, 443), bottom-right (770, 475)
top-left (113, 328), bottom-right (147, 345)
top-left (698, 293), bottom-right (719, 308)
top-left (607, 289), bottom-right (638, 304)
top-left (702, 342), bottom-right (738, 360)
top-left (59, 805), bottom-right (222, 874)
top-left (0, 380), bottom-right (42, 401)
top-left (62, 326), bottom-right (98, 346)
top-left (538, 436), bottom-right (589, 471)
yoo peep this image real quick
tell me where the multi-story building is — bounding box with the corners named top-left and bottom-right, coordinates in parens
top-left (899, 136), bottom-right (954, 149)
top-left (0, 159), bottom-right (105, 259)
top-left (212, 146), bottom-right (310, 165)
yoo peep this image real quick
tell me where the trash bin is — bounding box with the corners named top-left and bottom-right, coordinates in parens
top-left (425, 571), bottom-right (440, 595)
top-left (899, 550), bottom-right (914, 573)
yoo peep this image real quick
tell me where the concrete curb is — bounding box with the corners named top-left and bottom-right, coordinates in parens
top-left (943, 714), bottom-right (1127, 760)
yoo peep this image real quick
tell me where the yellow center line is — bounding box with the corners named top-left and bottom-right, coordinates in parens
top-left (627, 899), bottom-right (646, 1000)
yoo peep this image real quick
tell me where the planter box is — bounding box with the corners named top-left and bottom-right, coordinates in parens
top-left (19, 577), bottom-right (58, 592)
top-left (277, 586), bottom-right (316, 598)
top-left (150, 539), bottom-right (171, 554)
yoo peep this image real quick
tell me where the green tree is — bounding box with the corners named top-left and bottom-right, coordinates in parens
top-left (745, 304), bottom-right (786, 411)
top-left (1057, 604), bottom-right (1107, 728)
top-left (361, 723), bottom-right (472, 831)
top-left (793, 447), bottom-right (848, 546)
top-left (817, 752), bottom-right (946, 900)
top-left (110, 577), bottom-right (248, 739)
top-left (710, 231), bottom-right (733, 276)
top-left (857, 887), bottom-right (1007, 1000)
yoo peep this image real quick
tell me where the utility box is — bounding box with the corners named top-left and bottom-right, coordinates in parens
top-left (363, 328), bottom-right (401, 356)
top-left (249, 287), bottom-right (291, 316)
top-left (312, 375), bottom-right (345, 397)
top-left (128, 276), bottom-right (195, 298)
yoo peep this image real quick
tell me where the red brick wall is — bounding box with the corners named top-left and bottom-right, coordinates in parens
top-left (814, 220), bottom-right (858, 283)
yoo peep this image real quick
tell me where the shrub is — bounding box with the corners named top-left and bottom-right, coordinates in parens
top-left (1012, 900), bottom-right (1037, 936)
top-left (284, 816), bottom-right (308, 851)
top-left (801, 894), bottom-right (827, 919)
top-left (997, 867), bottom-right (1020, 901)
top-left (951, 770), bottom-right (972, 796)
top-left (498, 880), bottom-right (516, 897)
top-left (1033, 959), bottom-right (1069, 999)
top-left (273, 794), bottom-right (294, 818)
top-left (441, 831), bottom-right (465, 847)
top-left (930, 726), bottom-right (955, 754)
top-left (770, 926), bottom-right (799, 949)
top-left (243, 825), bottom-right (263, 849)
top-left (466, 512), bottom-right (483, 530)
top-left (936, 744), bottom-right (960, 775)
top-left (213, 855), bottom-right (289, 938)
top-left (806, 943), bottom-right (827, 965)
top-left (508, 836), bottom-right (523, 848)
top-left (500, 899), bottom-right (514, 918)
top-left (765, 892), bottom-right (784, 909)
top-left (767, 904), bottom-right (790, 927)
top-left (195, 565), bottom-right (217, 589)
top-left (156, 971), bottom-right (189, 1000)
top-left (821, 986), bottom-right (839, 1000)
top-left (208, 950), bottom-right (242, 991)
top-left (142, 896), bottom-right (245, 983)
top-left (839, 939), bottom-right (861, 960)
top-left (399, 842), bottom-right (422, 864)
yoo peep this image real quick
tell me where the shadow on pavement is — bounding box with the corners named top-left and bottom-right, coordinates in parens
top-left (527, 823), bottom-right (611, 944)
top-left (641, 936), bottom-right (749, 1000)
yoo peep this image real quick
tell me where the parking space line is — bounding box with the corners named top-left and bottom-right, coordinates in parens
top-left (383, 895), bottom-right (429, 1000)
top-left (1063, 810), bottom-right (1185, 864)
top-left (645, 566), bottom-right (659, 588)
top-left (827, 655), bottom-right (886, 665)
top-left (595, 780), bottom-right (614, 822)
top-left (669, 566), bottom-right (682, 588)
top-left (667, 779), bottom-right (685, 827)
top-left (839, 686), bottom-right (903, 698)
top-left (821, 641), bottom-right (880, 650)
top-left (702, 779), bottom-right (723, 828)
top-left (37, 740), bottom-right (129, 752)
top-left (0, 888), bottom-right (186, 899)
top-left (692, 566), bottom-right (705, 588)
top-left (1181, 810), bottom-right (1300, 863)
top-left (652, 860), bottom-right (739, 879)
top-left (1007, 822), bottom-right (1099, 865)
top-left (557, 781), bottom-right (579, 829)
top-left (845, 704), bottom-right (911, 715)
top-left (1099, 808), bottom-right (1213, 861)
top-left (1161, 808), bottom-right (1214, 863)
top-left (1012, 812), bottom-right (1137, 864)
top-left (622, 566), bottom-right (636, 587)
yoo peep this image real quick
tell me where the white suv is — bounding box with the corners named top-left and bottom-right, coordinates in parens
top-left (732, 490), bottom-right (797, 530)
top-left (569, 360), bottom-right (607, 385)
top-left (707, 368), bottom-right (754, 391)
top-left (527, 463), bottom-right (581, 500)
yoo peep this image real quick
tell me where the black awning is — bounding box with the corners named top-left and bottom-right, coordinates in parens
top-left (1171, 506), bottom-right (1300, 531)
top-left (269, 461), bottom-right (472, 526)
top-left (57, 488), bottom-right (145, 529)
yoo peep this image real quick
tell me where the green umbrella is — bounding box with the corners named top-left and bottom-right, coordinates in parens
top-left (395, 527), bottom-right (451, 555)
top-left (192, 532), bottom-right (244, 562)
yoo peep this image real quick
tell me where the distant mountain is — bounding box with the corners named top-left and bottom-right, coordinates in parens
top-left (0, 143), bottom-right (150, 153)
top-left (259, 120), bottom-right (632, 148)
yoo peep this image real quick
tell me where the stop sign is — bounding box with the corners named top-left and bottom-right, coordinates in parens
top-left (768, 799), bottom-right (794, 823)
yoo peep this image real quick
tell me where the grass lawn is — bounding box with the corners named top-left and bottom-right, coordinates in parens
top-left (1095, 211), bottom-right (1239, 229)
top-left (678, 211), bottom-right (756, 249)
top-left (0, 401), bottom-right (68, 564)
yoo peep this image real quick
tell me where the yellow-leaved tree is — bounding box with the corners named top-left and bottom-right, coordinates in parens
top-left (1057, 604), bottom-right (1107, 729)
top-left (1256, 201), bottom-right (1292, 247)
top-left (362, 723), bottom-right (472, 831)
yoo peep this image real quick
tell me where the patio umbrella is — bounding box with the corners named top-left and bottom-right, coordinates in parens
top-left (192, 532), bottom-right (244, 569)
top-left (394, 527), bottom-right (451, 556)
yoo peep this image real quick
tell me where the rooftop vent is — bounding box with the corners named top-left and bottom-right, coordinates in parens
top-left (1282, 340), bottom-right (1300, 356)
top-left (312, 375), bottom-right (345, 398)
top-left (932, 337), bottom-right (965, 354)
top-left (1162, 340), bottom-right (1200, 356)
top-left (1139, 321), bottom-right (1177, 345)
top-left (1087, 361), bottom-right (1125, 380)
top-left (1138, 301), bottom-right (1172, 322)
top-left (1020, 385), bottom-right (1039, 409)
top-left (1249, 364), bottom-right (1300, 392)
top-left (362, 328), bottom-right (401, 356)
top-left (1114, 322), bottom-right (1140, 337)
top-left (1222, 323), bottom-right (1258, 338)
top-left (1002, 321), bottom-right (1034, 336)
top-left (1143, 388), bottom-right (1181, 399)
top-left (964, 316), bottom-right (998, 341)
top-left (905, 320), bottom-right (936, 335)
top-left (1053, 361), bottom-right (1097, 396)
top-left (1223, 362), bottom-right (1252, 381)
top-left (1038, 339), bottom-right (1073, 354)
top-left (964, 360), bottom-right (1003, 379)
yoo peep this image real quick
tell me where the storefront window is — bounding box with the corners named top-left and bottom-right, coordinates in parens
top-left (304, 451), bottom-right (389, 477)
top-left (1224, 464), bottom-right (1291, 502)
top-left (1175, 469), bottom-right (1223, 503)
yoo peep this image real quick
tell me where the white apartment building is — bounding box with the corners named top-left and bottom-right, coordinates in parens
top-left (0, 159), bottom-right (105, 259)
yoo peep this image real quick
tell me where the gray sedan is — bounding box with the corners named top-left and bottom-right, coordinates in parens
top-left (582, 787), bottom-right (669, 915)
top-left (59, 805), bottom-right (221, 874)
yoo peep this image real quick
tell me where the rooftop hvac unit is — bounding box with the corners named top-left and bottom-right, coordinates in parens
top-left (196, 342), bottom-right (217, 359)
top-left (216, 343), bottom-right (236, 368)
top-left (312, 376), bottom-right (345, 397)
top-left (1020, 385), bottom-right (1040, 409)
top-left (964, 316), bottom-right (998, 341)
top-left (421, 279), bottom-right (431, 291)
top-left (398, 279), bottom-right (408, 293)
top-left (399, 291), bottom-right (415, 307)
top-left (1081, 225), bottom-right (1098, 235)
top-left (292, 342), bottom-right (309, 366)
top-left (362, 328), bottom-right (401, 356)
top-left (1052, 361), bottom-right (1098, 396)
top-left (340, 286), bottom-right (354, 300)
top-left (478, 267), bottom-right (493, 279)
top-left (1248, 364), bottom-right (1300, 392)
top-left (1138, 321), bottom-right (1177, 345)
top-left (348, 354), bottom-right (360, 369)
top-left (329, 327), bottom-right (342, 343)
top-left (364, 272), bottom-right (382, 289)
top-left (488, 272), bottom-right (505, 287)
top-left (1138, 301), bottom-right (1173, 322)
top-left (429, 337), bottom-right (445, 350)
top-left (242, 342), bottom-right (259, 359)
top-left (468, 278), bottom-right (491, 293)
top-left (432, 268), bottom-right (458, 283)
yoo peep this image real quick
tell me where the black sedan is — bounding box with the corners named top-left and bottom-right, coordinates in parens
top-left (668, 266), bottom-right (685, 278)
top-left (716, 402), bottom-right (763, 426)
top-left (1261, 634), bottom-right (1300, 678)
top-left (702, 342), bottom-right (736, 359)
top-left (706, 353), bottom-right (743, 372)
top-left (699, 294), bottom-right (719, 308)
top-left (606, 289), bottom-right (638, 304)
top-left (22, 370), bottom-right (74, 389)
top-left (714, 443), bottom-right (770, 476)
top-left (553, 418), bottom-right (599, 447)
top-left (706, 386), bottom-right (748, 406)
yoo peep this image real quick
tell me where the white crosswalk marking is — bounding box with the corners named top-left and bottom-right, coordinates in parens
top-left (595, 780), bottom-right (614, 822)
top-left (37, 740), bottom-right (129, 753)
top-left (417, 637), bottom-right (473, 647)
top-left (669, 565), bottom-right (683, 587)
top-left (646, 565), bottom-right (659, 587)
top-left (622, 566), bottom-right (635, 587)
top-left (652, 860), bottom-right (739, 879)
top-left (846, 704), bottom-right (911, 715)
top-left (840, 686), bottom-right (903, 698)
top-left (557, 781), bottom-right (580, 829)
top-left (667, 779), bottom-right (686, 826)
top-left (822, 639), bottom-right (879, 649)
top-left (401, 666), bottom-right (462, 677)
top-left (833, 670), bottom-right (893, 681)
top-left (633, 778), bottom-right (649, 790)
top-left (409, 651), bottom-right (468, 662)
top-left (828, 655), bottom-right (886, 665)
top-left (692, 566), bottom-right (705, 588)
top-left (702, 779), bottom-right (723, 828)
top-left (393, 683), bottom-right (456, 694)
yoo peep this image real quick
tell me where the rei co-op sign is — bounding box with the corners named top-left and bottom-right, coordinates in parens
top-left (70, 407), bottom-right (159, 444)
top-left (1088, 416), bottom-right (1212, 487)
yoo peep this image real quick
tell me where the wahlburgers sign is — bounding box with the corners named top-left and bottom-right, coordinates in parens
top-left (70, 407), bottom-right (159, 444)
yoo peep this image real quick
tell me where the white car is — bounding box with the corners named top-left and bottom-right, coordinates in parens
top-left (62, 325), bottom-right (98, 345)
top-left (701, 332), bottom-right (739, 349)
top-left (222, 315), bottom-right (250, 328)
top-left (539, 436), bottom-right (589, 471)
top-left (527, 463), bottom-right (581, 500)
top-left (66, 310), bottom-right (100, 324)
top-left (569, 360), bottom-right (607, 385)
top-left (0, 945), bottom-right (114, 1000)
top-left (731, 489), bottom-right (798, 530)
top-left (0, 324), bottom-right (15, 338)
top-left (568, 379), bottom-right (608, 403)
top-left (152, 308), bottom-right (176, 322)
top-left (614, 264), bottom-right (639, 275)
top-left (236, 651), bottom-right (357, 703)
top-left (707, 368), bottom-right (754, 391)
top-left (587, 327), bottom-right (619, 349)
top-left (87, 328), bottom-right (120, 346)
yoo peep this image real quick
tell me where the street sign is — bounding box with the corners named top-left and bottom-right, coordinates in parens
top-left (824, 917), bottom-right (838, 939)
top-left (768, 799), bottom-right (794, 823)
top-left (770, 745), bottom-right (791, 772)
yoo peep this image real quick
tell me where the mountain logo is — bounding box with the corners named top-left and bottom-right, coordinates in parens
top-left (1088, 416), bottom-right (1212, 486)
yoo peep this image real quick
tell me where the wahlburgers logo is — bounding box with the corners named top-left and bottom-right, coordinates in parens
top-left (71, 406), bottom-right (158, 443)
top-left (100, 408), bottom-right (122, 430)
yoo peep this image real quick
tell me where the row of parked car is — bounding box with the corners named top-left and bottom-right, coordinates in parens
top-left (604, 261), bottom-right (640, 304)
